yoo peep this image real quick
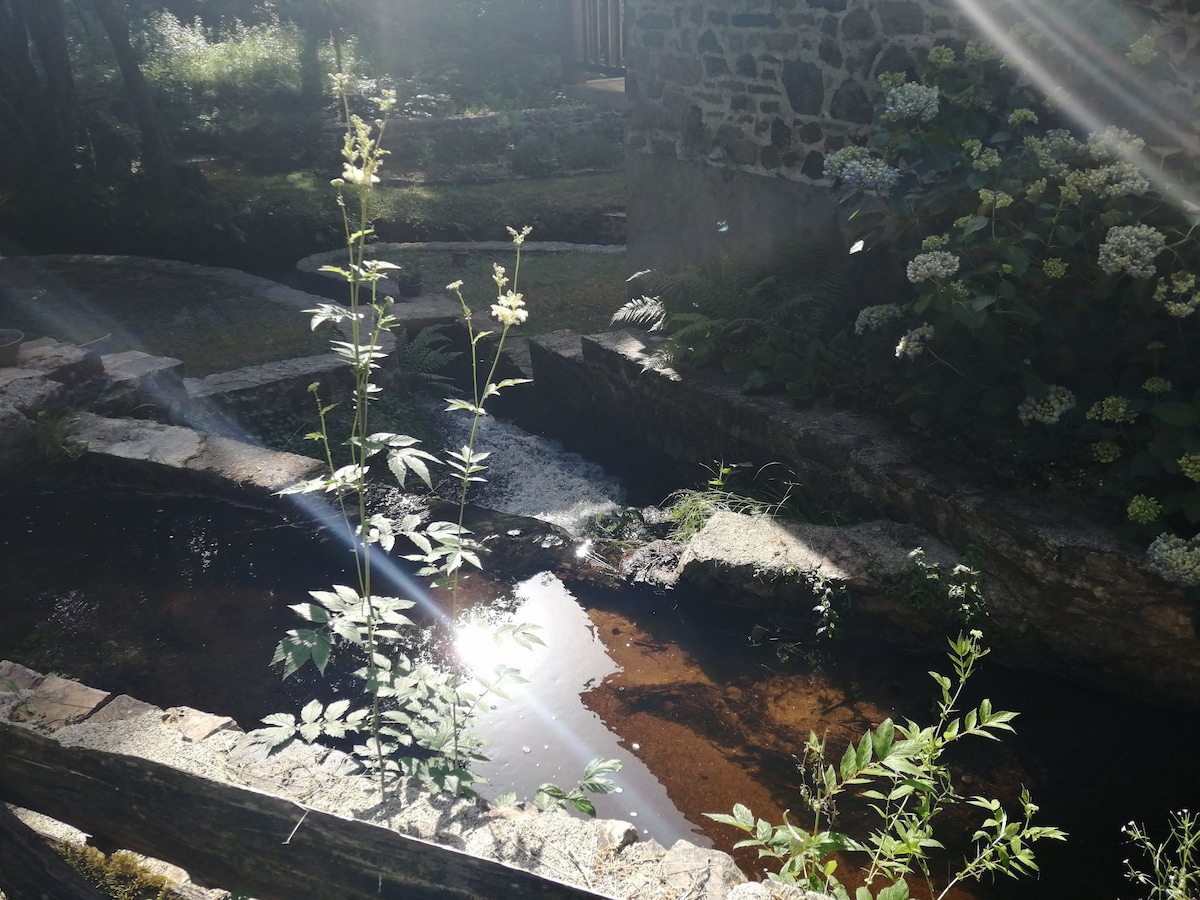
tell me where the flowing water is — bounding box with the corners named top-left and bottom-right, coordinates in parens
top-left (2, 415), bottom-right (1199, 900)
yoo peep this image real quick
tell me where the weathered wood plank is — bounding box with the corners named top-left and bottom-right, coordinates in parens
top-left (0, 802), bottom-right (111, 900)
top-left (0, 722), bottom-right (611, 900)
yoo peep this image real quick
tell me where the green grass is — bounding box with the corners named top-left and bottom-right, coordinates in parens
top-left (0, 258), bottom-right (328, 376)
top-left (369, 246), bottom-right (628, 335)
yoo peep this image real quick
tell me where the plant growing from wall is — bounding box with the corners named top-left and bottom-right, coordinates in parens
top-left (708, 631), bottom-right (1065, 900)
top-left (249, 77), bottom-right (620, 808)
top-left (819, 33), bottom-right (1200, 580)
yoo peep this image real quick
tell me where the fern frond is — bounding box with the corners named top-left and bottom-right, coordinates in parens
top-left (399, 324), bottom-right (461, 389)
top-left (611, 295), bottom-right (668, 331)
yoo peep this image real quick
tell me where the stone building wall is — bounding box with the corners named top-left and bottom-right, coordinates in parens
top-left (625, 0), bottom-right (1200, 272)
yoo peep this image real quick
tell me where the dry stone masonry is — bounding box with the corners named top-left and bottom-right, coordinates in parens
top-left (624, 0), bottom-right (1200, 271)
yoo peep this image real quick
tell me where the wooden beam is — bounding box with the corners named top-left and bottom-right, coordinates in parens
top-left (0, 802), bottom-right (110, 900)
top-left (0, 722), bottom-right (611, 900)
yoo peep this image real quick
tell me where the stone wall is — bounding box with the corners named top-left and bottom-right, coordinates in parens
top-left (625, 0), bottom-right (1200, 271)
top-left (526, 329), bottom-right (1200, 707)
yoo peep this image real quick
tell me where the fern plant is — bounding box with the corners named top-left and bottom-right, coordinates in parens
top-left (612, 240), bottom-right (868, 396)
top-left (397, 323), bottom-right (461, 391)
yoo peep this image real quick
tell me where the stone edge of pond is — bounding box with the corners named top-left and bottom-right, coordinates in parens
top-left (0, 660), bottom-right (828, 900)
top-left (525, 328), bottom-right (1200, 709)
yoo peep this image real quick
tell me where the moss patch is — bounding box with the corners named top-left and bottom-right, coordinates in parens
top-left (56, 844), bottom-right (173, 900)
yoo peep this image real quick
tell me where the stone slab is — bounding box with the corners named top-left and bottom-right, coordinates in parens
top-left (161, 706), bottom-right (241, 743)
top-left (10, 675), bottom-right (111, 729)
top-left (0, 660), bottom-right (44, 692)
top-left (186, 435), bottom-right (324, 492)
top-left (89, 694), bottom-right (161, 724)
top-left (101, 350), bottom-right (184, 383)
top-left (15, 337), bottom-right (103, 385)
top-left (678, 510), bottom-right (956, 604)
top-left (71, 411), bottom-right (204, 467)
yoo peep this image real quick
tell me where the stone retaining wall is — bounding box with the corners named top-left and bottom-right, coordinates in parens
top-left (527, 328), bottom-right (1200, 707)
top-left (625, 0), bottom-right (1200, 270)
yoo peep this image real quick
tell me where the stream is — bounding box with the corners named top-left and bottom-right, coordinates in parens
top-left (2, 411), bottom-right (1199, 899)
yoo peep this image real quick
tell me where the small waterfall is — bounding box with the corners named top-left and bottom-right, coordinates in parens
top-left (431, 401), bottom-right (625, 536)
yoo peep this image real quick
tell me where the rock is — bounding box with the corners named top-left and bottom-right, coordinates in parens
top-left (621, 538), bottom-right (683, 587)
top-left (10, 675), bottom-right (111, 730)
top-left (15, 337), bottom-right (103, 385)
top-left (0, 369), bottom-right (66, 413)
top-left (678, 511), bottom-right (956, 605)
top-left (660, 838), bottom-right (747, 899)
top-left (161, 707), bottom-right (241, 743)
top-left (94, 350), bottom-right (186, 418)
top-left (0, 661), bottom-right (44, 693)
top-left (72, 411), bottom-right (204, 468)
top-left (594, 818), bottom-right (639, 850)
top-left (89, 695), bottom-right (160, 725)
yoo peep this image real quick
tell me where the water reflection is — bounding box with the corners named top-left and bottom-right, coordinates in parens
top-left (467, 573), bottom-right (708, 844)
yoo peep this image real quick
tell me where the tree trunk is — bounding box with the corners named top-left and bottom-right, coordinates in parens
top-left (0, 0), bottom-right (81, 183)
top-left (89, 0), bottom-right (176, 197)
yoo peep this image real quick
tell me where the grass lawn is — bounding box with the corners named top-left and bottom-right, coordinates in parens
top-left (368, 246), bottom-right (628, 335)
top-left (0, 258), bottom-right (328, 377)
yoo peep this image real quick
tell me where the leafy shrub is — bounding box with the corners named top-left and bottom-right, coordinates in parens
top-left (507, 134), bottom-right (558, 177)
top-left (709, 632), bottom-right (1065, 900)
top-left (555, 127), bottom-right (622, 171)
top-left (617, 31), bottom-right (1200, 570)
top-left (613, 240), bottom-right (869, 396)
top-left (822, 35), bottom-right (1200, 567)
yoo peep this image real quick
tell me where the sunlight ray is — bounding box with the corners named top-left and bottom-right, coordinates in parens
top-left (950, 0), bottom-right (1200, 211)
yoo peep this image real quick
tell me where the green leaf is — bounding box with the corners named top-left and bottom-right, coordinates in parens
top-left (960, 215), bottom-right (988, 236)
top-left (877, 880), bottom-right (910, 900)
top-left (1150, 402), bottom-right (1199, 427)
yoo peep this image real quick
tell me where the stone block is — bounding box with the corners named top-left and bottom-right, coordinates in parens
top-left (89, 694), bottom-right (161, 724)
top-left (71, 412), bottom-right (204, 468)
top-left (0, 370), bottom-right (66, 414)
top-left (11, 674), bottom-right (111, 729)
top-left (162, 706), bottom-right (242, 743)
top-left (0, 660), bottom-right (44, 691)
top-left (16, 337), bottom-right (103, 385)
top-left (660, 839), bottom-right (746, 899)
top-left (594, 818), bottom-right (639, 850)
top-left (95, 351), bottom-right (186, 418)
top-left (781, 59), bottom-right (824, 116)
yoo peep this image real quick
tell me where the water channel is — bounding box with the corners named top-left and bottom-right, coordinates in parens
top-left (2, 412), bottom-right (1198, 900)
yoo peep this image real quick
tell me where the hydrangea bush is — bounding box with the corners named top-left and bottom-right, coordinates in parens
top-left (824, 33), bottom-right (1200, 584)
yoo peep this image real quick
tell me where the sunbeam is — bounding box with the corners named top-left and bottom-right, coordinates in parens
top-left (950, 0), bottom-right (1200, 212)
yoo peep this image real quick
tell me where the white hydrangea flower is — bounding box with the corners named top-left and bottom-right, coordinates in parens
top-left (895, 324), bottom-right (934, 358)
top-left (1017, 385), bottom-right (1076, 425)
top-left (882, 82), bottom-right (940, 123)
top-left (906, 251), bottom-right (960, 283)
top-left (1098, 224), bottom-right (1167, 278)
top-left (854, 304), bottom-right (903, 335)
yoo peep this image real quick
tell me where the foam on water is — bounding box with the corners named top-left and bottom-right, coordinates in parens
top-left (432, 402), bottom-right (624, 536)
